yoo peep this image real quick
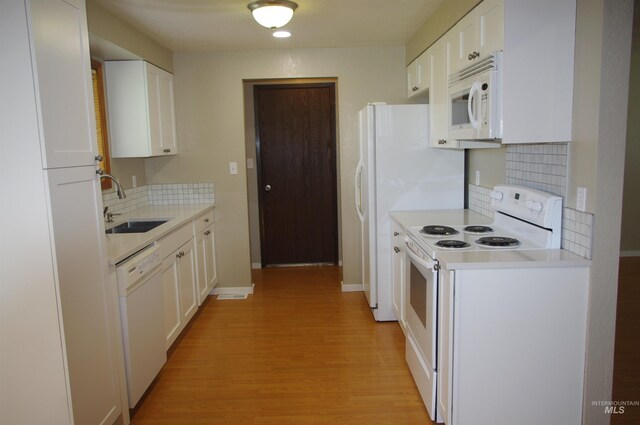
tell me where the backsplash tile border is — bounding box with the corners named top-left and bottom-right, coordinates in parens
top-left (103, 183), bottom-right (215, 214)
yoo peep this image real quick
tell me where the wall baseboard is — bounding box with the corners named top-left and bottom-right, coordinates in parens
top-left (212, 284), bottom-right (255, 296)
top-left (341, 281), bottom-right (363, 292)
top-left (620, 250), bottom-right (640, 257)
top-left (251, 262), bottom-right (262, 269)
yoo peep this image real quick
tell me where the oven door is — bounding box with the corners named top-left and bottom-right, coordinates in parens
top-left (403, 237), bottom-right (438, 420)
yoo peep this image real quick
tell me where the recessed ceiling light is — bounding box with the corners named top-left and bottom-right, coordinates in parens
top-left (273, 30), bottom-right (291, 38)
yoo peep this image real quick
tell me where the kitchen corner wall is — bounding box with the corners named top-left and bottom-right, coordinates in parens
top-left (146, 47), bottom-right (408, 288)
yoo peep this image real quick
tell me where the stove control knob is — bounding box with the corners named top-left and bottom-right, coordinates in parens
top-left (490, 190), bottom-right (503, 200)
top-left (526, 200), bottom-right (543, 212)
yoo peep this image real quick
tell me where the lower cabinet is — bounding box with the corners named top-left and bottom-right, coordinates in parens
top-left (161, 236), bottom-right (197, 349)
top-left (193, 209), bottom-right (218, 305)
top-left (391, 220), bottom-right (407, 332)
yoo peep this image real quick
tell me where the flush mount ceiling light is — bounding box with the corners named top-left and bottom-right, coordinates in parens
top-left (247, 0), bottom-right (298, 29)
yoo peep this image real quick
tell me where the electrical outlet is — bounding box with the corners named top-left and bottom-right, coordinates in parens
top-left (246, 158), bottom-right (254, 169)
top-left (229, 162), bottom-right (238, 175)
top-left (576, 187), bottom-right (587, 212)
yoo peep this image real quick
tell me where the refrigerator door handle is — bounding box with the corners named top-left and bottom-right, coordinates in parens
top-left (354, 160), bottom-right (364, 222)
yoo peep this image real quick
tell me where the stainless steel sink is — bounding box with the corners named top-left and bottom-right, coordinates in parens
top-left (105, 220), bottom-right (169, 234)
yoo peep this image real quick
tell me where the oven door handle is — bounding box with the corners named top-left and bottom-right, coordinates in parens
top-left (404, 238), bottom-right (437, 270)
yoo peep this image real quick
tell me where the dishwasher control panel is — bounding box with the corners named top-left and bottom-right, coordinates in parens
top-left (116, 244), bottom-right (161, 293)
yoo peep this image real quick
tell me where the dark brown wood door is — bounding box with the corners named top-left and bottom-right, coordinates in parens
top-left (255, 84), bottom-right (338, 266)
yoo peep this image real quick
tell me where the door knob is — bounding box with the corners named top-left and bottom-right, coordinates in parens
top-left (264, 184), bottom-right (271, 191)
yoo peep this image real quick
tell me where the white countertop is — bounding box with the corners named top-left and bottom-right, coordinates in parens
top-left (105, 203), bottom-right (214, 265)
top-left (390, 209), bottom-right (591, 270)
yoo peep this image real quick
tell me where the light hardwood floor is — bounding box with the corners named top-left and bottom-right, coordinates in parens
top-left (611, 257), bottom-right (640, 425)
top-left (131, 266), bottom-right (433, 425)
top-left (131, 261), bottom-right (639, 424)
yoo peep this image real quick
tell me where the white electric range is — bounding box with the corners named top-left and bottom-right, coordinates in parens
top-left (393, 185), bottom-right (591, 425)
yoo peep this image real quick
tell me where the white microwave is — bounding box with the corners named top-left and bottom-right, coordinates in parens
top-left (448, 53), bottom-right (502, 141)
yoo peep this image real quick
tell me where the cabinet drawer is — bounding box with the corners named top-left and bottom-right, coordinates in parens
top-left (157, 222), bottom-right (191, 260)
top-left (193, 208), bottom-right (214, 233)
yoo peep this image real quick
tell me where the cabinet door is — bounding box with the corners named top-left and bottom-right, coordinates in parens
top-left (436, 269), bottom-right (454, 424)
top-left (449, 13), bottom-right (477, 74)
top-left (476, 0), bottom-right (504, 58)
top-left (195, 232), bottom-right (208, 306)
top-left (162, 253), bottom-right (181, 349)
top-left (158, 70), bottom-right (177, 154)
top-left (429, 39), bottom-right (456, 148)
top-left (407, 60), bottom-right (419, 98)
top-left (204, 226), bottom-right (219, 292)
top-left (178, 239), bottom-right (198, 325)
top-left (46, 166), bottom-right (121, 425)
top-left (29, 0), bottom-right (98, 168)
top-left (146, 63), bottom-right (177, 156)
top-left (391, 223), bottom-right (405, 329)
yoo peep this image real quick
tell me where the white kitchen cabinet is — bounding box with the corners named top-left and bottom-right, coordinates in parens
top-left (2, 1), bottom-right (128, 424)
top-left (390, 221), bottom-right (407, 332)
top-left (501, 0), bottom-right (575, 143)
top-left (105, 60), bottom-right (177, 158)
top-left (407, 51), bottom-right (430, 98)
top-left (161, 227), bottom-right (197, 349)
top-left (428, 38), bottom-right (450, 148)
top-left (46, 167), bottom-right (122, 425)
top-left (448, 0), bottom-right (503, 75)
top-left (27, 0), bottom-right (100, 169)
top-left (436, 266), bottom-right (589, 425)
top-left (193, 209), bottom-right (218, 305)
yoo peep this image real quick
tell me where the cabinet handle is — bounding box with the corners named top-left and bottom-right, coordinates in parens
top-left (163, 148), bottom-right (171, 154)
top-left (438, 139), bottom-right (447, 145)
top-left (204, 230), bottom-right (211, 236)
top-left (412, 86), bottom-right (419, 92)
top-left (468, 53), bottom-right (474, 60)
top-left (95, 154), bottom-right (103, 162)
top-left (393, 231), bottom-right (399, 236)
top-left (393, 246), bottom-right (400, 253)
top-left (96, 168), bottom-right (104, 175)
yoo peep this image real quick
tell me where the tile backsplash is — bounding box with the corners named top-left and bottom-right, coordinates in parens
top-left (505, 143), bottom-right (568, 197)
top-left (103, 183), bottom-right (215, 214)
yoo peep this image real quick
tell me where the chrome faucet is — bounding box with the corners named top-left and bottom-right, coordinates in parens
top-left (99, 172), bottom-right (127, 199)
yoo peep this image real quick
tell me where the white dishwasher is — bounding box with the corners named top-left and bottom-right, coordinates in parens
top-left (116, 244), bottom-right (167, 407)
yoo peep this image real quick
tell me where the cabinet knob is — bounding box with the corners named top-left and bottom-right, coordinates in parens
top-left (393, 246), bottom-right (400, 253)
top-left (95, 168), bottom-right (104, 175)
top-left (204, 230), bottom-right (211, 236)
top-left (393, 231), bottom-right (399, 236)
top-left (95, 154), bottom-right (103, 162)
top-left (163, 148), bottom-right (171, 154)
top-left (412, 86), bottom-right (419, 92)
top-left (468, 53), bottom-right (474, 60)
top-left (438, 139), bottom-right (447, 145)
top-left (204, 218), bottom-right (210, 223)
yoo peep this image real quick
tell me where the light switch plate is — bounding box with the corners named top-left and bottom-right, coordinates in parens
top-left (229, 162), bottom-right (238, 175)
top-left (246, 158), bottom-right (254, 169)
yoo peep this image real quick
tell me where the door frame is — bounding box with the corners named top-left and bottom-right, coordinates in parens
top-left (250, 81), bottom-right (340, 267)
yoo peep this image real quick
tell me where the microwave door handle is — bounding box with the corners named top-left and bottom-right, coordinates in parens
top-left (468, 81), bottom-right (482, 129)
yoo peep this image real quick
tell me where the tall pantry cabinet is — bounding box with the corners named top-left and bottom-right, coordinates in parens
top-left (1, 1), bottom-right (127, 425)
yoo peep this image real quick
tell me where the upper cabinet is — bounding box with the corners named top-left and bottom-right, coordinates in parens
top-left (29, 0), bottom-right (99, 169)
top-left (407, 52), bottom-right (430, 98)
top-left (105, 60), bottom-right (178, 158)
top-left (411, 0), bottom-right (575, 147)
top-left (448, 0), bottom-right (503, 75)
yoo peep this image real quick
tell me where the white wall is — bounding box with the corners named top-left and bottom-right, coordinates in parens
top-left (145, 47), bottom-right (408, 288)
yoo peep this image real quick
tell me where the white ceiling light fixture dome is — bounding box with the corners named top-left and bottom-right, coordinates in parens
top-left (247, 0), bottom-right (298, 29)
top-left (272, 30), bottom-right (291, 38)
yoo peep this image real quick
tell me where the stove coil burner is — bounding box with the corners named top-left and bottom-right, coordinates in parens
top-left (421, 225), bottom-right (458, 237)
top-left (463, 225), bottom-right (494, 234)
top-left (475, 236), bottom-right (521, 247)
top-left (435, 239), bottom-right (470, 249)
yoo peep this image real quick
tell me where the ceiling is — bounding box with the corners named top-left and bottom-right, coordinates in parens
top-left (90, 0), bottom-right (445, 52)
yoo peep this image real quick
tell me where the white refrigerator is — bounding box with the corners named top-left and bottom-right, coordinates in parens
top-left (355, 103), bottom-right (464, 321)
